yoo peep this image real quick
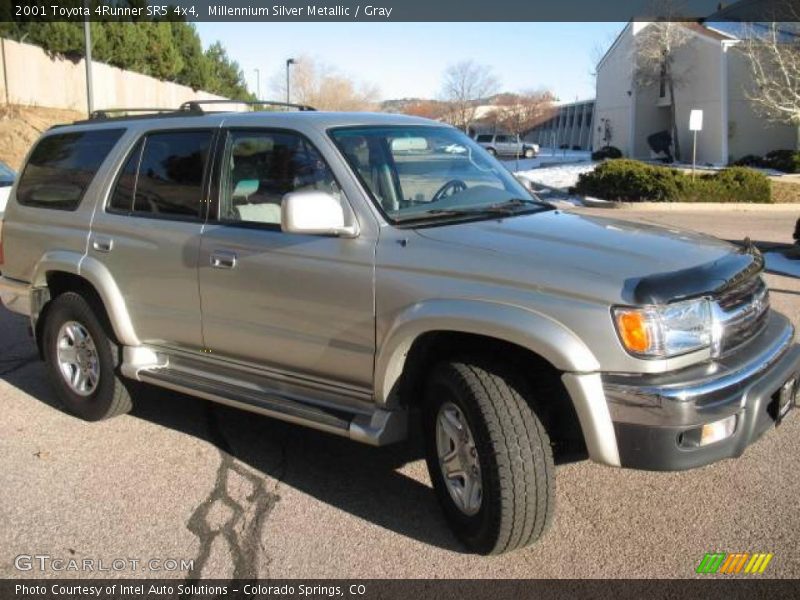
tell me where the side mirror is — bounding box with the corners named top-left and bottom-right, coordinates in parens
top-left (281, 190), bottom-right (358, 237)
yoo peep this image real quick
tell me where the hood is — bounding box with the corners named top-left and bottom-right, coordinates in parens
top-left (413, 210), bottom-right (754, 305)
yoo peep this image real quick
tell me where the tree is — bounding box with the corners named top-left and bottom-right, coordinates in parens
top-left (633, 21), bottom-right (691, 161)
top-left (440, 60), bottom-right (499, 131)
top-left (270, 56), bottom-right (379, 110)
top-left (487, 91), bottom-right (556, 139)
top-left (739, 20), bottom-right (800, 148)
top-left (204, 42), bottom-right (253, 100)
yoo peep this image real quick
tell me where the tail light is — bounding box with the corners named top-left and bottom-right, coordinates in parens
top-left (0, 219), bottom-right (4, 267)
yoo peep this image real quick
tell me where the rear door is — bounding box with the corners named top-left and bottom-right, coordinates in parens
top-left (88, 129), bottom-right (216, 349)
top-left (197, 127), bottom-right (376, 390)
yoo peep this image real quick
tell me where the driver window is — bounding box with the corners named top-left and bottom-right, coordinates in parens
top-left (221, 130), bottom-right (341, 226)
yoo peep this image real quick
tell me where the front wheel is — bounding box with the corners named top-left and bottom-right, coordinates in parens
top-left (524, 148), bottom-right (535, 158)
top-left (423, 359), bottom-right (555, 554)
top-left (43, 292), bottom-right (133, 421)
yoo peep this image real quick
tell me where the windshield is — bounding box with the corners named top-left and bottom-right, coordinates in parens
top-left (329, 126), bottom-right (544, 225)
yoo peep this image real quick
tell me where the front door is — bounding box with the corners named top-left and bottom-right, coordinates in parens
top-left (198, 128), bottom-right (375, 390)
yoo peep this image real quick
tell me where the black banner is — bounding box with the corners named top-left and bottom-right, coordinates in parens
top-left (3, 579), bottom-right (800, 600)
top-left (3, 0), bottom-right (800, 22)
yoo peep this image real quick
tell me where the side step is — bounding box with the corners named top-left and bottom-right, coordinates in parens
top-left (135, 364), bottom-right (407, 446)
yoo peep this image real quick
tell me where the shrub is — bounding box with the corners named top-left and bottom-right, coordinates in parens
top-left (591, 145), bottom-right (623, 161)
top-left (764, 149), bottom-right (800, 174)
top-left (733, 150), bottom-right (800, 173)
top-left (733, 154), bottom-right (765, 168)
top-left (573, 159), bottom-right (682, 201)
top-left (573, 160), bottom-right (771, 203)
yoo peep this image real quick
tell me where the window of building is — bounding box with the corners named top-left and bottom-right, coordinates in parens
top-left (17, 128), bottom-right (125, 210)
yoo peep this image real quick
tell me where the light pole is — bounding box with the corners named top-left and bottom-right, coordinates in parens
top-left (83, 0), bottom-right (93, 115)
top-left (254, 68), bottom-right (261, 99)
top-left (286, 58), bottom-right (296, 104)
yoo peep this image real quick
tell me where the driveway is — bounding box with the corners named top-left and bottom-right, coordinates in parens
top-left (1, 207), bottom-right (799, 579)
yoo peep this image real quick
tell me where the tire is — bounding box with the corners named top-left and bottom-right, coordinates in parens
top-left (43, 292), bottom-right (132, 421)
top-left (524, 148), bottom-right (535, 158)
top-left (423, 358), bottom-right (554, 555)
top-left (487, 148), bottom-right (497, 156)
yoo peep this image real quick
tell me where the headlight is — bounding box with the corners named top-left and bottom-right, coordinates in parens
top-left (612, 298), bottom-right (712, 358)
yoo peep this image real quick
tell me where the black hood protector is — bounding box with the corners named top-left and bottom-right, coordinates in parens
top-left (623, 243), bottom-right (764, 305)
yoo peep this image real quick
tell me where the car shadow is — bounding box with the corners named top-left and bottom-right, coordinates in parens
top-left (0, 307), bottom-right (466, 553)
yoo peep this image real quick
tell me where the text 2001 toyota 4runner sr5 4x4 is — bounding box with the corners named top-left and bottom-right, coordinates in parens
top-left (1, 102), bottom-right (797, 554)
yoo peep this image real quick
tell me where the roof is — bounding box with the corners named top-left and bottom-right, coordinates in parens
top-left (596, 20), bottom-right (736, 72)
top-left (53, 110), bottom-right (442, 135)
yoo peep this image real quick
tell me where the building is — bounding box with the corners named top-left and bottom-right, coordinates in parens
top-left (593, 20), bottom-right (796, 165)
top-left (526, 99), bottom-right (595, 150)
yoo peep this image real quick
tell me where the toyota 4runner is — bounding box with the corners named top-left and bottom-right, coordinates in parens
top-left (1, 102), bottom-right (798, 555)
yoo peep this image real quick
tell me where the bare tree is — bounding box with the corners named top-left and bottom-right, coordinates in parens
top-left (739, 20), bottom-right (800, 148)
top-left (440, 60), bottom-right (499, 131)
top-left (488, 91), bottom-right (556, 141)
top-left (271, 56), bottom-right (379, 111)
top-left (633, 21), bottom-right (692, 161)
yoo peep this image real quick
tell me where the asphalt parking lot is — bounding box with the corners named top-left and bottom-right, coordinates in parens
top-left (1, 207), bottom-right (800, 580)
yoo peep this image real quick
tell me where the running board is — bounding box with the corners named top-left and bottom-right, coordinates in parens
top-left (134, 364), bottom-right (407, 447)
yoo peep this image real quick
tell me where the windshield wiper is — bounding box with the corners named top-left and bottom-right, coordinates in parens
top-left (395, 198), bottom-right (553, 223)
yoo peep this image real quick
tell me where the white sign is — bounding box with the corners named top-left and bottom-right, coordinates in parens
top-left (689, 109), bottom-right (704, 131)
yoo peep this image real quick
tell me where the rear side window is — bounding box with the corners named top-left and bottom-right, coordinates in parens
top-left (109, 140), bottom-right (143, 212)
top-left (17, 128), bottom-right (124, 210)
top-left (108, 130), bottom-right (213, 218)
top-left (134, 131), bottom-right (212, 217)
top-left (476, 135), bottom-right (492, 143)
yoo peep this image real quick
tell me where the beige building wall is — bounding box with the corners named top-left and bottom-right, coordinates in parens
top-left (594, 23), bottom-right (637, 155)
top-left (0, 38), bottom-right (224, 114)
top-left (726, 46), bottom-right (796, 162)
top-left (670, 34), bottom-right (726, 165)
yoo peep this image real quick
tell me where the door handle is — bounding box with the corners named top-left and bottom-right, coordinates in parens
top-left (92, 237), bottom-right (113, 253)
top-left (210, 251), bottom-right (237, 269)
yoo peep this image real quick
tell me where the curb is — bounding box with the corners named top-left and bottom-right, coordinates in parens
top-left (579, 199), bottom-right (800, 211)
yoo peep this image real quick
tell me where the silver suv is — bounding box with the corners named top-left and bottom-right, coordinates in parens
top-left (476, 133), bottom-right (538, 157)
top-left (1, 103), bottom-right (798, 555)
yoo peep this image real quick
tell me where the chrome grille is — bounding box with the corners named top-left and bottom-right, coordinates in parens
top-left (713, 276), bottom-right (770, 355)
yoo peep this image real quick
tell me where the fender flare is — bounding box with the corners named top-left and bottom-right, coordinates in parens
top-left (374, 299), bottom-right (600, 408)
top-left (31, 251), bottom-right (140, 346)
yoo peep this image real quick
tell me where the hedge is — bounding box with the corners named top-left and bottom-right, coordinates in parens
top-left (572, 159), bottom-right (771, 203)
top-left (733, 149), bottom-right (800, 174)
top-left (591, 145), bottom-right (623, 161)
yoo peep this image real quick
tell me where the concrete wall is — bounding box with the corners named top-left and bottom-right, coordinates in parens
top-left (726, 46), bottom-right (796, 162)
top-left (0, 38), bottom-right (224, 114)
top-left (593, 22), bottom-right (638, 156)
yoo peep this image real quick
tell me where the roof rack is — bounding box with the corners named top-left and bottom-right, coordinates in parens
top-left (89, 107), bottom-right (184, 120)
top-left (179, 99), bottom-right (317, 112)
top-left (73, 99), bottom-right (317, 125)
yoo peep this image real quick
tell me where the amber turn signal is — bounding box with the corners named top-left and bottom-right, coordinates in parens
top-left (614, 310), bottom-right (651, 354)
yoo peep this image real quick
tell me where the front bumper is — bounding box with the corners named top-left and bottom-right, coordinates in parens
top-left (602, 311), bottom-right (799, 471)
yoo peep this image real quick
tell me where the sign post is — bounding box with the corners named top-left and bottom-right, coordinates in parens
top-left (689, 109), bottom-right (703, 179)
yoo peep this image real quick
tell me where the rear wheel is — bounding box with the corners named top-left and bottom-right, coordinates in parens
top-left (423, 358), bottom-right (555, 554)
top-left (43, 292), bottom-right (132, 421)
top-left (487, 148), bottom-right (497, 156)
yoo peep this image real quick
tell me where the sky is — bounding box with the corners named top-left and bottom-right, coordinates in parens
top-left (194, 22), bottom-right (625, 103)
